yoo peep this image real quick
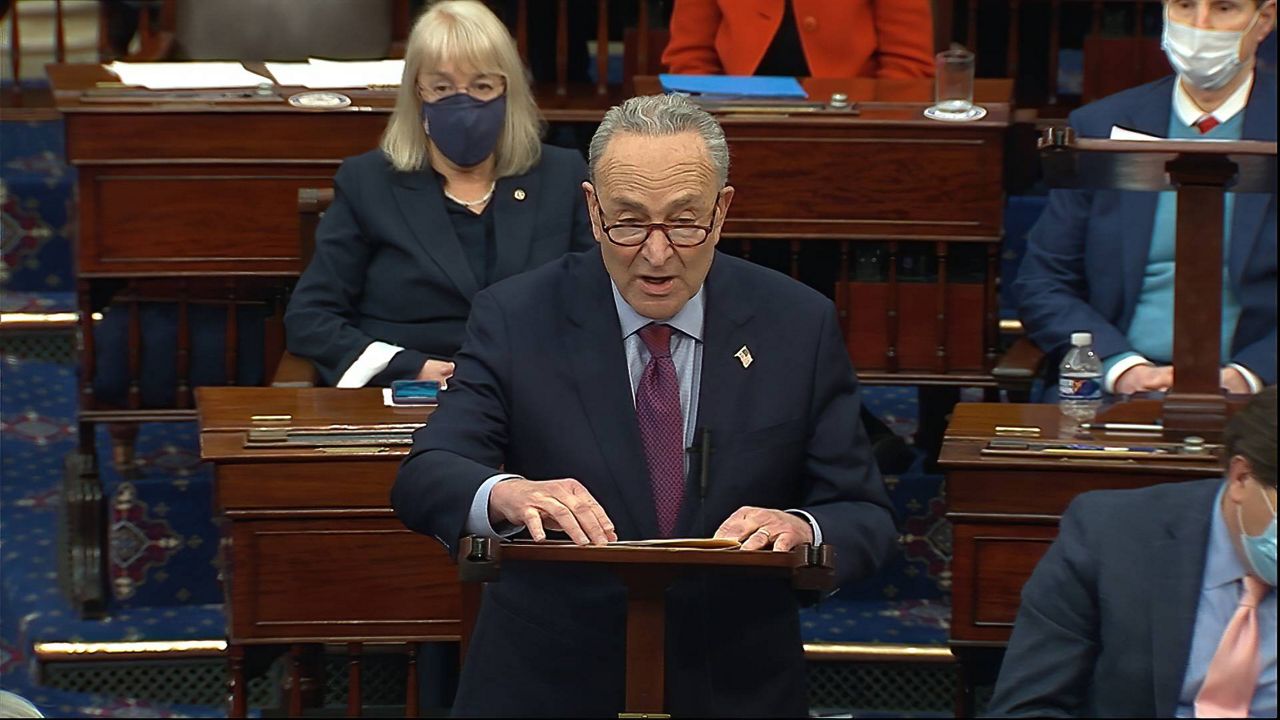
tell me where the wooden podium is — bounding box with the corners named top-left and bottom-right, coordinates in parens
top-left (457, 537), bottom-right (836, 718)
top-left (1038, 130), bottom-right (1277, 436)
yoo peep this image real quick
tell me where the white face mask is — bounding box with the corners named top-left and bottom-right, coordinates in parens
top-left (1161, 5), bottom-right (1264, 90)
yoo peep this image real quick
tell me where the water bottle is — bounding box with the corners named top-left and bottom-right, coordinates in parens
top-left (1059, 332), bottom-right (1103, 421)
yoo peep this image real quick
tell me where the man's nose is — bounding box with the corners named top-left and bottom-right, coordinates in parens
top-left (640, 228), bottom-right (675, 264)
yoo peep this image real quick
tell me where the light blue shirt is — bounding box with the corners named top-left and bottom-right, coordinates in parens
top-left (1175, 483), bottom-right (1277, 718)
top-left (466, 281), bottom-right (822, 543)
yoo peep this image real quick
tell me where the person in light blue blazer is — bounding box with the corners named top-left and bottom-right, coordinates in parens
top-left (989, 386), bottom-right (1277, 717)
top-left (1016, 0), bottom-right (1277, 398)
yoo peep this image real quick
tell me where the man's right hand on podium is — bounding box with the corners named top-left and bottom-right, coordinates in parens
top-left (489, 478), bottom-right (619, 545)
top-left (1114, 364), bottom-right (1173, 395)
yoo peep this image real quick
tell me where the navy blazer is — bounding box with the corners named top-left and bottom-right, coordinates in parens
top-left (284, 145), bottom-right (594, 386)
top-left (1015, 71), bottom-right (1277, 384)
top-left (391, 248), bottom-right (897, 716)
top-left (988, 478), bottom-right (1223, 717)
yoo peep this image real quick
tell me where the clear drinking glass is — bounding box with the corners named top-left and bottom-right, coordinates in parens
top-left (934, 46), bottom-right (975, 115)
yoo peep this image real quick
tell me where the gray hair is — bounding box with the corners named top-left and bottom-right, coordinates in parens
top-left (588, 94), bottom-right (730, 187)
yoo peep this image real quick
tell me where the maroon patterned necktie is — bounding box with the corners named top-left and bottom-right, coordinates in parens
top-left (636, 323), bottom-right (685, 537)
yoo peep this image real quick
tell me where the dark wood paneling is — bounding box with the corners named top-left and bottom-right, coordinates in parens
top-left (723, 130), bottom-right (1004, 240)
top-left (229, 518), bottom-right (459, 642)
top-left (949, 524), bottom-right (1058, 643)
top-left (847, 282), bottom-right (986, 372)
top-left (217, 460), bottom-right (403, 511)
top-left (85, 170), bottom-right (333, 274)
top-left (64, 113), bottom-right (385, 162)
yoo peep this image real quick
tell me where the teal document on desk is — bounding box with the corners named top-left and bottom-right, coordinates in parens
top-left (659, 74), bottom-right (807, 99)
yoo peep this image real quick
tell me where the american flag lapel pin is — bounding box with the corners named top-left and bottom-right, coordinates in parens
top-left (734, 345), bottom-right (753, 368)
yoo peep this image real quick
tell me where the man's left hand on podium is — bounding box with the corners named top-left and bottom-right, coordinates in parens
top-left (714, 506), bottom-right (814, 552)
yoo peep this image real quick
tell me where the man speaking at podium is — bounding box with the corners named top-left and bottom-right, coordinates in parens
top-left (392, 93), bottom-right (896, 716)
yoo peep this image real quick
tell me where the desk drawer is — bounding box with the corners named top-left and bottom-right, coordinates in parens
top-left (226, 517), bottom-right (459, 643)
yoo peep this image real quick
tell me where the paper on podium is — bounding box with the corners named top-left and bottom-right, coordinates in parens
top-left (607, 538), bottom-right (741, 550)
top-left (107, 62), bottom-right (272, 89)
top-left (659, 74), bottom-right (807, 99)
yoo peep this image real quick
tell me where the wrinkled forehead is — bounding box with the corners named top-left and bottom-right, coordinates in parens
top-left (594, 132), bottom-right (719, 200)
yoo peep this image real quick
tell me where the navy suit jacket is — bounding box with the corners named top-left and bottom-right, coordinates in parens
top-left (988, 478), bottom-right (1222, 717)
top-left (284, 145), bottom-right (594, 386)
top-left (391, 248), bottom-right (897, 717)
top-left (1015, 71), bottom-right (1277, 384)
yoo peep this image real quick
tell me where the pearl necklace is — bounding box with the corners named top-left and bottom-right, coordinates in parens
top-left (443, 182), bottom-right (496, 209)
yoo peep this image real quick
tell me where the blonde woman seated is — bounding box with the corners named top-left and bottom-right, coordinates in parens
top-left (286, 0), bottom-right (593, 387)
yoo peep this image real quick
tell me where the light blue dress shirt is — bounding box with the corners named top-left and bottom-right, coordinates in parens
top-left (1175, 483), bottom-right (1277, 718)
top-left (465, 281), bottom-right (822, 543)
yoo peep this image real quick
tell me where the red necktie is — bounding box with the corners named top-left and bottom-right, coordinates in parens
top-left (635, 324), bottom-right (685, 537)
top-left (1194, 575), bottom-right (1268, 717)
top-left (1196, 115), bottom-right (1221, 134)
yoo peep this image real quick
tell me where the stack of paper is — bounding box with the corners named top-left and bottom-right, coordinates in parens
top-left (107, 62), bottom-right (273, 90)
top-left (266, 58), bottom-right (405, 89)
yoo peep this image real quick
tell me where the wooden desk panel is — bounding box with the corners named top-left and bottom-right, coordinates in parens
top-left (197, 387), bottom-right (456, 647)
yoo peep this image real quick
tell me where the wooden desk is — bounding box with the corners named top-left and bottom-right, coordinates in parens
top-left (940, 401), bottom-right (1227, 713)
top-left (196, 386), bottom-right (457, 716)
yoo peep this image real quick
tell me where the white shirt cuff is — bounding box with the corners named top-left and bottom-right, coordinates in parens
top-left (1227, 363), bottom-right (1263, 394)
top-left (1104, 354), bottom-right (1154, 394)
top-left (785, 509), bottom-right (823, 546)
top-left (466, 474), bottom-right (526, 538)
top-left (335, 341), bottom-right (403, 388)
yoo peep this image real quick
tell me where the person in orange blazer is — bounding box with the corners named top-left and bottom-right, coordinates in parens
top-left (662, 0), bottom-right (935, 79)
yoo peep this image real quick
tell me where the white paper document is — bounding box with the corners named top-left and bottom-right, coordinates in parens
top-left (106, 62), bottom-right (272, 90)
top-left (1109, 125), bottom-right (1163, 141)
top-left (267, 58), bottom-right (405, 89)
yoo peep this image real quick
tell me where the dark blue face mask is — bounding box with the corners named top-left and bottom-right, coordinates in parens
top-left (421, 93), bottom-right (507, 168)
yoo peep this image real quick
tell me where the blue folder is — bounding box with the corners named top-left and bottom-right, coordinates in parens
top-left (658, 74), bottom-right (808, 99)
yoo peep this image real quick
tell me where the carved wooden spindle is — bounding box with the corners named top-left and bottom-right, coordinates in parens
top-left (1048, 0), bottom-right (1062, 105)
top-left (8, 1), bottom-right (20, 93)
top-left (983, 243), bottom-right (999, 371)
top-left (127, 298), bottom-right (141, 409)
top-left (404, 644), bottom-right (419, 718)
top-left (637, 0), bottom-right (651, 74)
top-left (1006, 0), bottom-right (1022, 84)
top-left (739, 239), bottom-right (752, 263)
top-left (515, 0), bottom-right (529, 62)
top-left (347, 642), bottom-right (363, 717)
top-left (176, 284), bottom-right (191, 408)
top-left (966, 0), bottom-right (979, 51)
top-left (54, 0), bottom-right (66, 62)
top-left (228, 644), bottom-right (247, 718)
top-left (886, 241), bottom-right (900, 373)
top-left (225, 281), bottom-right (238, 385)
top-left (288, 644), bottom-right (304, 717)
top-left (556, 0), bottom-right (569, 96)
top-left (837, 240), bottom-right (851, 340)
top-left (1091, 0), bottom-right (1104, 34)
top-left (788, 239), bottom-right (801, 280)
top-left (78, 279), bottom-right (95, 408)
top-left (935, 241), bottom-right (950, 373)
top-left (595, 0), bottom-right (610, 95)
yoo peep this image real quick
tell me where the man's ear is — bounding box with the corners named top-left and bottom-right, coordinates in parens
top-left (582, 182), bottom-right (605, 246)
top-left (1256, 1), bottom-right (1278, 37)
top-left (1226, 455), bottom-right (1255, 504)
top-left (717, 185), bottom-right (736, 218)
